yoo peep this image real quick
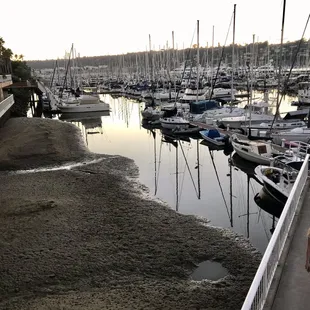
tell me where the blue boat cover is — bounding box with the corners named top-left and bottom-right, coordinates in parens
top-left (207, 129), bottom-right (221, 138)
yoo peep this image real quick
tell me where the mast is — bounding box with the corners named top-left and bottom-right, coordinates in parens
top-left (196, 20), bottom-right (200, 103)
top-left (211, 26), bottom-right (214, 89)
top-left (172, 30), bottom-right (177, 95)
top-left (275, 0), bottom-right (286, 119)
top-left (249, 34), bottom-right (255, 129)
top-left (61, 44), bottom-right (73, 97)
top-left (50, 59), bottom-right (58, 89)
top-left (231, 4), bottom-right (236, 104)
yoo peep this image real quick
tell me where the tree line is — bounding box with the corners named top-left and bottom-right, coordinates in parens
top-left (27, 39), bottom-right (310, 72)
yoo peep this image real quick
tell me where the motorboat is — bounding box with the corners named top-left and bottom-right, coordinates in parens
top-left (254, 164), bottom-right (299, 204)
top-left (200, 129), bottom-right (229, 146)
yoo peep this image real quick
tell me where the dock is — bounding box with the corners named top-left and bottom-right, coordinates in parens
top-left (241, 155), bottom-right (310, 310)
top-left (190, 121), bottom-right (238, 136)
top-left (264, 181), bottom-right (310, 310)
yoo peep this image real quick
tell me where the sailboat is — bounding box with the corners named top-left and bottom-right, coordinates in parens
top-left (56, 44), bottom-right (110, 113)
top-left (160, 20), bottom-right (203, 129)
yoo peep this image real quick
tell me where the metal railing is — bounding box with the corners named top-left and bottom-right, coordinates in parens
top-left (0, 94), bottom-right (14, 118)
top-left (241, 153), bottom-right (310, 310)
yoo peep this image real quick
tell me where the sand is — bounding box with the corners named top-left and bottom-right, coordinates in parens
top-left (0, 117), bottom-right (261, 309)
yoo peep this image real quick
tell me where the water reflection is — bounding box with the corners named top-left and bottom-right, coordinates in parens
top-left (191, 260), bottom-right (228, 281)
top-left (231, 153), bottom-right (281, 236)
top-left (59, 111), bottom-right (110, 145)
top-left (57, 94), bottom-right (298, 253)
top-left (254, 188), bottom-right (284, 234)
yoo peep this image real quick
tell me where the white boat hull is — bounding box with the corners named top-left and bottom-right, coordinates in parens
top-left (59, 103), bottom-right (110, 113)
top-left (232, 141), bottom-right (271, 165)
top-left (160, 117), bottom-right (190, 129)
top-left (272, 132), bottom-right (310, 145)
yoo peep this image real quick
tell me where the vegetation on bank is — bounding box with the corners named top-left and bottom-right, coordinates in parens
top-left (0, 37), bottom-right (33, 116)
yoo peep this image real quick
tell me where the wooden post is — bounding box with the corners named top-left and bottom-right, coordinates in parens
top-left (305, 228), bottom-right (310, 272)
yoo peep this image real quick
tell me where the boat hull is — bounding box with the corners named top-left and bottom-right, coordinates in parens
top-left (59, 103), bottom-right (110, 113)
top-left (232, 141), bottom-right (271, 165)
top-left (161, 122), bottom-right (189, 129)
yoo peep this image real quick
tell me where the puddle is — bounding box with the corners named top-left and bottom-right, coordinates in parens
top-left (191, 260), bottom-right (228, 281)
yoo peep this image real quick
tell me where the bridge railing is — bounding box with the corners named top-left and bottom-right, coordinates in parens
top-left (241, 154), bottom-right (309, 310)
top-left (0, 94), bottom-right (14, 119)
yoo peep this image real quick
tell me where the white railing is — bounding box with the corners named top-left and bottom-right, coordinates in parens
top-left (0, 74), bottom-right (12, 84)
top-left (0, 94), bottom-right (14, 118)
top-left (241, 154), bottom-right (310, 310)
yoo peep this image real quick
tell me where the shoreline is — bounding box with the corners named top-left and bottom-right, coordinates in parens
top-left (0, 117), bottom-right (261, 309)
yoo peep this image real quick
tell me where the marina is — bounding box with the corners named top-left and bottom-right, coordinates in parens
top-left (41, 92), bottom-right (303, 254)
top-left (1, 0), bottom-right (310, 307)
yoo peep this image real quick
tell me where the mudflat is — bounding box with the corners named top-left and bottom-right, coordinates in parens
top-left (0, 117), bottom-right (260, 310)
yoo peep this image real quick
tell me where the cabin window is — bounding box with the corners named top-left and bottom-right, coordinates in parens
top-left (258, 145), bottom-right (267, 154)
top-left (241, 148), bottom-right (248, 152)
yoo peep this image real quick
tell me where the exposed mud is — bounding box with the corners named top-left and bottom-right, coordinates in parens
top-left (0, 117), bottom-right (261, 309)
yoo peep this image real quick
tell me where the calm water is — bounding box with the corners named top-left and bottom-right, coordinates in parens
top-left (191, 260), bottom-right (229, 281)
top-left (53, 91), bottom-right (298, 254)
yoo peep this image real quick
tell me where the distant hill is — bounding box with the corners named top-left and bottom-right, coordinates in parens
top-left (27, 40), bottom-right (309, 71)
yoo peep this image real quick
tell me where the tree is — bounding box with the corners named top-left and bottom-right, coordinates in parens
top-left (0, 36), bottom-right (32, 117)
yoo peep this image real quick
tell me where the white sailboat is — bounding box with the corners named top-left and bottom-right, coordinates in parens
top-left (231, 133), bottom-right (286, 165)
top-left (271, 126), bottom-right (310, 145)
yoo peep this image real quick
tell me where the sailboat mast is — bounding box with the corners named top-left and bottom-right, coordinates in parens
top-left (211, 26), bottom-right (214, 89)
top-left (196, 20), bottom-right (200, 103)
top-left (231, 4), bottom-right (236, 103)
top-left (172, 31), bottom-right (177, 94)
top-left (149, 35), bottom-right (153, 81)
top-left (249, 34), bottom-right (255, 128)
top-left (275, 0), bottom-right (286, 118)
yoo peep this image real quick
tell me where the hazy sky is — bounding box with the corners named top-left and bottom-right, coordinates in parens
top-left (2, 0), bottom-right (309, 60)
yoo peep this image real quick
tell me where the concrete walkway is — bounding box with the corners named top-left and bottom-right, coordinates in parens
top-left (270, 184), bottom-right (310, 310)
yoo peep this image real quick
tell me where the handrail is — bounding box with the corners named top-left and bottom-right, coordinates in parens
top-left (0, 94), bottom-right (14, 118)
top-left (241, 153), bottom-right (309, 310)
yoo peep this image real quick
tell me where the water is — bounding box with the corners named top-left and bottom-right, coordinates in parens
top-left (52, 92), bottom-right (297, 254)
top-left (191, 260), bottom-right (229, 281)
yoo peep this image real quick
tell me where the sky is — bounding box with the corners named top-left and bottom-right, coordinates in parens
top-left (1, 0), bottom-right (310, 61)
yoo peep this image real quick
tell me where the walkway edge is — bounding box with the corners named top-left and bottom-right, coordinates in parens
top-left (263, 179), bottom-right (310, 310)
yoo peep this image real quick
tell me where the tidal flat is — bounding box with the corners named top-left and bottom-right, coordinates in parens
top-left (0, 118), bottom-right (261, 309)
